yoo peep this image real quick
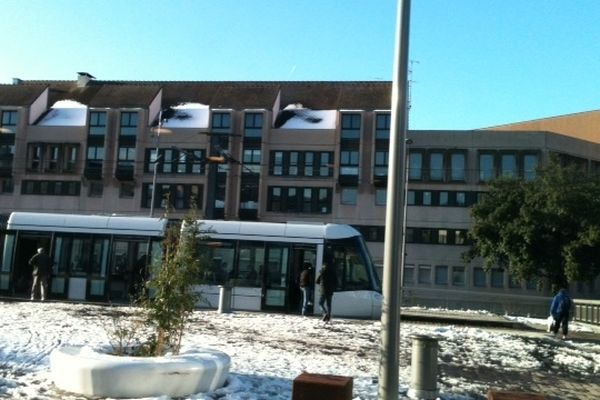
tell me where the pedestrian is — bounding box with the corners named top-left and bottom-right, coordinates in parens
top-left (549, 287), bottom-right (572, 339)
top-left (316, 262), bottom-right (337, 322)
top-left (299, 262), bottom-right (314, 315)
top-left (29, 247), bottom-right (52, 301)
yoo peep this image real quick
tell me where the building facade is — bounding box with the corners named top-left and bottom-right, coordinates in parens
top-left (1, 74), bottom-right (599, 314)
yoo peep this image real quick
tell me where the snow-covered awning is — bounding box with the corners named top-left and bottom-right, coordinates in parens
top-left (162, 103), bottom-right (210, 129)
top-left (274, 104), bottom-right (336, 129)
top-left (38, 100), bottom-right (88, 126)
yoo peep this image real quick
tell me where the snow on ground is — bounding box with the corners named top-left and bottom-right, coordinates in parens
top-left (0, 301), bottom-right (599, 400)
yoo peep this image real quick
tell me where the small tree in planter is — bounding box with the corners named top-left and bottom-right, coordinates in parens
top-left (137, 209), bottom-right (209, 356)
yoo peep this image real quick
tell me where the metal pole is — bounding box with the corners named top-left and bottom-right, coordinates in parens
top-left (149, 111), bottom-right (162, 217)
top-left (378, 1), bottom-right (411, 399)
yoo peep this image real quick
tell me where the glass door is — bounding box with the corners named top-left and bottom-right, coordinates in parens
top-left (262, 244), bottom-right (290, 311)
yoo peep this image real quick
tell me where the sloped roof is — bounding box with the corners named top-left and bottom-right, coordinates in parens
top-left (1, 80), bottom-right (392, 111)
top-left (0, 84), bottom-right (47, 106)
top-left (483, 109), bottom-right (600, 144)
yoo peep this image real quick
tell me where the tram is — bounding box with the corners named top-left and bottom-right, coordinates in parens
top-left (194, 220), bottom-right (382, 319)
top-left (0, 212), bottom-right (165, 302)
top-left (0, 212), bottom-right (382, 318)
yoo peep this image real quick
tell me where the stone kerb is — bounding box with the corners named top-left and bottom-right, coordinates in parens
top-left (50, 345), bottom-right (230, 398)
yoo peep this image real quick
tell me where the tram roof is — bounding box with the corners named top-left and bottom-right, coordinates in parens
top-left (197, 220), bottom-right (360, 241)
top-left (7, 212), bottom-right (167, 237)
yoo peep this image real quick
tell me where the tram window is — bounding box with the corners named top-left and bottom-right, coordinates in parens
top-left (90, 239), bottom-right (109, 276)
top-left (1, 234), bottom-right (15, 273)
top-left (327, 241), bottom-right (372, 291)
top-left (238, 241), bottom-right (265, 287)
top-left (54, 236), bottom-right (92, 276)
top-left (70, 238), bottom-right (91, 275)
top-left (199, 240), bottom-right (235, 285)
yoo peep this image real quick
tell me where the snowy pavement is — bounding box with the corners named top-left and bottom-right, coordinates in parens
top-left (0, 301), bottom-right (599, 399)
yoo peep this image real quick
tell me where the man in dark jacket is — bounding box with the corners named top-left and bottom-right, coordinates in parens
top-left (29, 247), bottom-right (52, 301)
top-left (550, 287), bottom-right (572, 339)
top-left (316, 262), bottom-right (337, 322)
top-left (299, 262), bottom-right (314, 316)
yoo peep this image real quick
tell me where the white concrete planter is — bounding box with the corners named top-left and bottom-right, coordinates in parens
top-left (50, 345), bottom-right (230, 398)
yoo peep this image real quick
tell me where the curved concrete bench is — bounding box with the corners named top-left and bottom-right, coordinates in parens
top-left (50, 345), bottom-right (230, 398)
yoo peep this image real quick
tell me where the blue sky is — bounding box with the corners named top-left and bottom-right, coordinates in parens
top-left (2, 0), bottom-right (600, 130)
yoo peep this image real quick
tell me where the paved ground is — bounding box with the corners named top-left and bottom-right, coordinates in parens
top-left (401, 309), bottom-right (600, 400)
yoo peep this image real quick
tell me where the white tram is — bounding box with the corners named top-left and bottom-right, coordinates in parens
top-left (0, 212), bottom-right (382, 318)
top-left (194, 220), bottom-right (382, 319)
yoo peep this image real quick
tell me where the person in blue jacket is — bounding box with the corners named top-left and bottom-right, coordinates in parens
top-left (549, 287), bottom-right (572, 339)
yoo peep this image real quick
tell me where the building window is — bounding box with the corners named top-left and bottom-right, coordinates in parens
top-left (0, 144), bottom-right (14, 171)
top-left (454, 230), bottom-right (467, 245)
top-left (27, 143), bottom-right (79, 174)
top-left (523, 153), bottom-right (538, 181)
top-left (439, 191), bottom-right (449, 206)
top-left (244, 113), bottom-right (263, 137)
top-left (341, 113), bottom-right (361, 139)
top-left (407, 190), bottom-right (416, 205)
top-left (340, 150), bottom-right (359, 176)
top-left (142, 183), bottom-right (203, 210)
top-left (341, 188), bottom-right (357, 205)
top-left (118, 147), bottom-right (136, 169)
top-left (452, 266), bottom-right (465, 286)
top-left (88, 181), bottom-right (103, 197)
top-left (272, 151), bottom-right (283, 175)
top-left (375, 189), bottom-right (387, 206)
top-left (479, 153), bottom-right (495, 182)
top-left (1, 110), bottom-right (18, 133)
top-left (88, 111), bottom-right (107, 135)
top-left (429, 152), bottom-right (444, 181)
top-left (403, 264), bottom-right (414, 285)
top-left (417, 265), bottom-right (431, 284)
top-left (435, 265), bottom-right (448, 285)
top-left (211, 112), bottom-right (231, 131)
top-left (267, 186), bottom-right (332, 214)
top-left (422, 191), bottom-right (432, 205)
top-left (119, 182), bottom-right (135, 198)
top-left (0, 178), bottom-right (13, 193)
top-left (375, 113), bottom-right (390, 140)
top-left (438, 229), bottom-right (448, 244)
top-left (319, 152), bottom-right (332, 177)
top-left (87, 146), bottom-right (104, 173)
top-left (450, 152), bottom-right (466, 181)
top-left (289, 152), bottom-right (299, 176)
top-left (21, 180), bottom-right (80, 196)
top-left (501, 153), bottom-right (517, 178)
top-left (456, 191), bottom-right (466, 206)
top-left (491, 269), bottom-right (504, 288)
top-left (408, 151), bottom-right (423, 180)
top-left (63, 145), bottom-right (78, 173)
top-left (473, 267), bottom-right (487, 287)
top-left (119, 111), bottom-right (138, 136)
top-left (374, 151), bottom-right (388, 179)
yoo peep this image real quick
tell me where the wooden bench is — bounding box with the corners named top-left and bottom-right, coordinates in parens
top-left (487, 389), bottom-right (548, 400)
top-left (292, 373), bottom-right (353, 400)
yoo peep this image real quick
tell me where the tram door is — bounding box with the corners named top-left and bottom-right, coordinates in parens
top-left (261, 243), bottom-right (317, 313)
top-left (12, 234), bottom-right (51, 297)
top-left (108, 239), bottom-right (148, 302)
top-left (262, 244), bottom-right (290, 312)
top-left (289, 245), bottom-right (317, 314)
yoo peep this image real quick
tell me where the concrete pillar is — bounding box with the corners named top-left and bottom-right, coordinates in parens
top-left (218, 285), bottom-right (232, 313)
top-left (407, 334), bottom-right (440, 399)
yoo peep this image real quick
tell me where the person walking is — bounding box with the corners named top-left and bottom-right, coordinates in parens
top-left (299, 262), bottom-right (314, 316)
top-left (29, 247), bottom-right (52, 301)
top-left (550, 287), bottom-right (572, 339)
top-left (316, 262), bottom-right (337, 322)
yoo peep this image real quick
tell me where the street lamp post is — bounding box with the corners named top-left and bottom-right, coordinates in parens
top-left (378, 0), bottom-right (411, 399)
top-left (150, 111), bottom-right (165, 218)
